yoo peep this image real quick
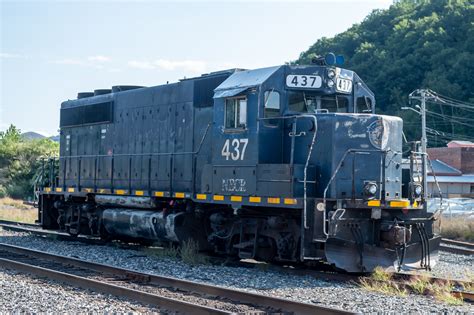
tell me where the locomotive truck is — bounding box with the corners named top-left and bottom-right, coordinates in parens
top-left (37, 55), bottom-right (441, 272)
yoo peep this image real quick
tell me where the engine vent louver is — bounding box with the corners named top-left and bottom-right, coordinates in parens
top-left (94, 89), bottom-right (112, 96)
top-left (77, 92), bottom-right (94, 99)
top-left (60, 101), bottom-right (113, 127)
top-left (111, 85), bottom-right (144, 93)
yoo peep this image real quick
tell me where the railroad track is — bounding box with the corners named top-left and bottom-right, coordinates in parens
top-left (0, 242), bottom-right (352, 315)
top-left (3, 219), bottom-right (473, 257)
top-left (0, 219), bottom-right (39, 229)
top-left (1, 220), bottom-right (472, 304)
top-left (440, 238), bottom-right (474, 256)
top-left (0, 220), bottom-right (108, 246)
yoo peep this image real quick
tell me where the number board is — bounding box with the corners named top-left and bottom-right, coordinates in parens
top-left (286, 75), bottom-right (322, 89)
top-left (336, 78), bottom-right (352, 93)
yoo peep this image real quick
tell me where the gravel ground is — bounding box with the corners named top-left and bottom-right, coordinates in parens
top-left (429, 249), bottom-right (474, 280)
top-left (0, 268), bottom-right (164, 313)
top-left (0, 228), bottom-right (472, 314)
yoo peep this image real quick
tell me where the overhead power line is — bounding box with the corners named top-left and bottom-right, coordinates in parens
top-left (404, 89), bottom-right (474, 149)
top-left (424, 89), bottom-right (474, 112)
top-left (425, 110), bottom-right (474, 127)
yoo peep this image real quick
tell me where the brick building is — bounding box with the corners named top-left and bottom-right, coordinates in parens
top-left (427, 141), bottom-right (474, 198)
top-left (427, 141), bottom-right (474, 174)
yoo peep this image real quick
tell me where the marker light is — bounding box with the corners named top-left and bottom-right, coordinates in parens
top-left (327, 80), bottom-right (334, 88)
top-left (327, 69), bottom-right (336, 79)
top-left (364, 183), bottom-right (378, 197)
top-left (414, 184), bottom-right (422, 197)
top-left (336, 55), bottom-right (345, 65)
top-left (324, 53), bottom-right (336, 66)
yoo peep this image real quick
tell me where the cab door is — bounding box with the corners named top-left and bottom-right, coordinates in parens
top-left (207, 90), bottom-right (258, 197)
top-left (258, 90), bottom-right (282, 163)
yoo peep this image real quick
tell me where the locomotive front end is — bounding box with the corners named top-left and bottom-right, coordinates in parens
top-left (313, 113), bottom-right (441, 272)
top-left (284, 62), bottom-right (441, 272)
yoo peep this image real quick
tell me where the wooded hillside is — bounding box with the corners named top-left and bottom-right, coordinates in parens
top-left (295, 0), bottom-right (474, 146)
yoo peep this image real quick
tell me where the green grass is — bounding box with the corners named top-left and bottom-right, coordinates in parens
top-left (371, 266), bottom-right (392, 282)
top-left (144, 244), bottom-right (180, 259)
top-left (180, 239), bottom-right (209, 265)
top-left (359, 267), bottom-right (464, 305)
top-left (144, 239), bottom-right (209, 265)
top-left (359, 277), bottom-right (408, 297)
top-left (359, 267), bottom-right (407, 296)
top-left (430, 280), bottom-right (464, 306)
top-left (407, 275), bottom-right (431, 295)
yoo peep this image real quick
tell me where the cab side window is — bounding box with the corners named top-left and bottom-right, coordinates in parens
top-left (356, 96), bottom-right (372, 113)
top-left (225, 98), bottom-right (247, 129)
top-left (264, 90), bottom-right (280, 126)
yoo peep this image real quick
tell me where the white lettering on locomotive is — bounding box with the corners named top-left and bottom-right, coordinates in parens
top-left (221, 178), bottom-right (247, 192)
top-left (221, 138), bottom-right (248, 161)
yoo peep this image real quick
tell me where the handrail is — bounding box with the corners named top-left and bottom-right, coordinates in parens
top-left (259, 114), bottom-right (318, 229)
top-left (322, 148), bottom-right (394, 236)
top-left (53, 123), bottom-right (212, 160)
top-left (39, 123), bottom-right (212, 193)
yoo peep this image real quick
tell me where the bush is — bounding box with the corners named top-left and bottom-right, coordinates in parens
top-left (0, 186), bottom-right (6, 199)
top-left (0, 125), bottom-right (59, 200)
top-left (180, 239), bottom-right (209, 265)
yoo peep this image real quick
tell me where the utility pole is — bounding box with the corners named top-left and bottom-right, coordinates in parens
top-left (420, 90), bottom-right (428, 205)
top-left (403, 89), bottom-right (432, 208)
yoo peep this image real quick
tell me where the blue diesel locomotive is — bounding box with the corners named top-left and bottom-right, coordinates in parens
top-left (38, 56), bottom-right (440, 272)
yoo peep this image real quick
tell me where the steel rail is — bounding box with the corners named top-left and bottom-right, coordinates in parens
top-left (0, 219), bottom-right (39, 228)
top-left (0, 243), bottom-right (354, 315)
top-left (439, 244), bottom-right (474, 256)
top-left (0, 221), bottom-right (107, 246)
top-left (452, 290), bottom-right (474, 303)
top-left (441, 238), bottom-right (474, 250)
top-left (3, 221), bottom-right (468, 306)
top-left (0, 257), bottom-right (228, 315)
top-left (2, 219), bottom-right (473, 267)
top-left (440, 238), bottom-right (474, 256)
top-left (393, 272), bottom-right (472, 288)
top-left (360, 272), bottom-right (474, 304)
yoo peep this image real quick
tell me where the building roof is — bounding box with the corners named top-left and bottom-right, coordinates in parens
top-left (214, 66), bottom-right (281, 98)
top-left (447, 140), bottom-right (474, 148)
top-left (427, 174), bottom-right (474, 184)
top-left (428, 159), bottom-right (462, 176)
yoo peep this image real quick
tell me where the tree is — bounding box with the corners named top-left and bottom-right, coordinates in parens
top-left (294, 0), bottom-right (474, 146)
top-left (0, 124), bottom-right (59, 199)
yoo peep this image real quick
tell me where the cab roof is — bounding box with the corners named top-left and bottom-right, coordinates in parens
top-left (213, 66), bottom-right (281, 98)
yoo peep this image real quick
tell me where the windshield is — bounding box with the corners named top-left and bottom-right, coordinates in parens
top-left (288, 91), bottom-right (349, 113)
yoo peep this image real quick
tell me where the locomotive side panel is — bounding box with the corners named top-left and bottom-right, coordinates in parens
top-left (112, 82), bottom-right (194, 194)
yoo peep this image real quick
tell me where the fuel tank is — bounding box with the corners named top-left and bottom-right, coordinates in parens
top-left (95, 195), bottom-right (157, 209)
top-left (102, 209), bottom-right (184, 242)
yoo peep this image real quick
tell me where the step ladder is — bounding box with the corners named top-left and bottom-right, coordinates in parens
top-left (234, 220), bottom-right (260, 259)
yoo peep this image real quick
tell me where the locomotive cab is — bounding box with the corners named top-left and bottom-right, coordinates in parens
top-left (209, 64), bottom-right (440, 272)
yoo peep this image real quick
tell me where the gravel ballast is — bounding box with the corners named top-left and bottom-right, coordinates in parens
top-left (0, 228), bottom-right (472, 313)
top-left (0, 268), bottom-right (163, 313)
top-left (429, 249), bottom-right (474, 280)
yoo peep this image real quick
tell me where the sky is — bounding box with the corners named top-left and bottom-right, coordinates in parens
top-left (0, 0), bottom-right (392, 136)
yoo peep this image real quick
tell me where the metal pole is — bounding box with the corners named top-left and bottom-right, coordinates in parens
top-left (420, 90), bottom-right (428, 206)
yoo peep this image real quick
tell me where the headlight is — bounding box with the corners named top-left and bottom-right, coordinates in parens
top-left (327, 69), bottom-right (336, 79)
top-left (364, 183), bottom-right (377, 197)
top-left (327, 80), bottom-right (335, 88)
top-left (414, 185), bottom-right (422, 197)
